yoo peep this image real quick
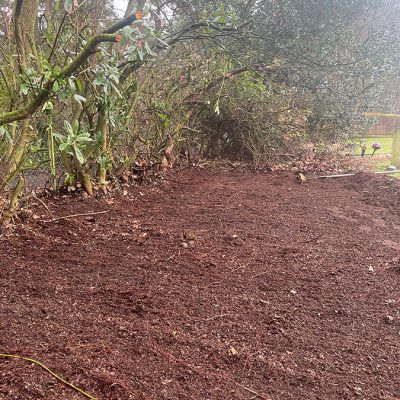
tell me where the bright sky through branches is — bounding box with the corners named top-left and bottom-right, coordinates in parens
top-left (114, 0), bottom-right (128, 16)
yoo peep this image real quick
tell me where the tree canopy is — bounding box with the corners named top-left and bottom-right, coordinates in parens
top-left (0, 0), bottom-right (399, 223)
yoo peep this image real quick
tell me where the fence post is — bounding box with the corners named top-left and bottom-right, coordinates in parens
top-left (391, 132), bottom-right (400, 168)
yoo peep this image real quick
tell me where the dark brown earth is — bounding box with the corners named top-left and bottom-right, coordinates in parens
top-left (0, 169), bottom-right (399, 400)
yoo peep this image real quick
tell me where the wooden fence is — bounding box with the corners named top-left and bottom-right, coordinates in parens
top-left (366, 113), bottom-right (400, 137)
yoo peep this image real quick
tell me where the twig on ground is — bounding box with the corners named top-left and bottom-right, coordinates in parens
top-left (299, 233), bottom-right (323, 244)
top-left (0, 353), bottom-right (97, 399)
top-left (308, 170), bottom-right (400, 179)
top-left (204, 313), bottom-right (229, 321)
top-left (31, 193), bottom-right (53, 218)
top-left (227, 378), bottom-right (271, 400)
top-left (162, 177), bottom-right (194, 185)
top-left (41, 210), bottom-right (111, 223)
top-left (151, 346), bottom-right (271, 400)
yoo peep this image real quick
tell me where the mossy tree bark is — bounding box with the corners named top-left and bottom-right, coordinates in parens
top-left (96, 105), bottom-right (108, 186)
top-left (0, 120), bottom-right (33, 192)
top-left (1, 0), bottom-right (38, 222)
top-left (1, 175), bottom-right (25, 227)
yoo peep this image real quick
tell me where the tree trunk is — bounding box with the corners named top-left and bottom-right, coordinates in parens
top-left (1, 175), bottom-right (25, 226)
top-left (96, 105), bottom-right (108, 186)
top-left (14, 0), bottom-right (39, 70)
top-left (0, 120), bottom-right (32, 192)
top-left (124, 0), bottom-right (146, 17)
top-left (78, 168), bottom-right (93, 196)
top-left (0, 0), bottom-right (39, 194)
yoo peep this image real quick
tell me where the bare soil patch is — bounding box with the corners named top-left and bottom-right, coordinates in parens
top-left (1, 170), bottom-right (399, 400)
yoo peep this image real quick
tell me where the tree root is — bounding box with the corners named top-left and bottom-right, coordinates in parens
top-left (1, 175), bottom-right (25, 227)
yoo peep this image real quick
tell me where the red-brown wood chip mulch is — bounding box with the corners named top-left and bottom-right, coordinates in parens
top-left (0, 169), bottom-right (399, 400)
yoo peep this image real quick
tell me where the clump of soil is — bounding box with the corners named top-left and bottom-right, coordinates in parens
top-left (345, 172), bottom-right (400, 212)
top-left (0, 169), bottom-right (399, 400)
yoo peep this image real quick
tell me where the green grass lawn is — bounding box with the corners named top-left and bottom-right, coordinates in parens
top-left (369, 157), bottom-right (391, 172)
top-left (351, 136), bottom-right (393, 155)
top-left (364, 155), bottom-right (400, 177)
top-left (349, 136), bottom-right (400, 177)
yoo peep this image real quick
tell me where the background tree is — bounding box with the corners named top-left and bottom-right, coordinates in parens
top-left (1, 0), bottom-right (399, 224)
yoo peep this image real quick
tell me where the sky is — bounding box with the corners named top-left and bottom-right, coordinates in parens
top-left (114, 0), bottom-right (129, 16)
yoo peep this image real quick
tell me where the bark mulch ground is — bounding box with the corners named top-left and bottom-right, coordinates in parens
top-left (0, 169), bottom-right (399, 400)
